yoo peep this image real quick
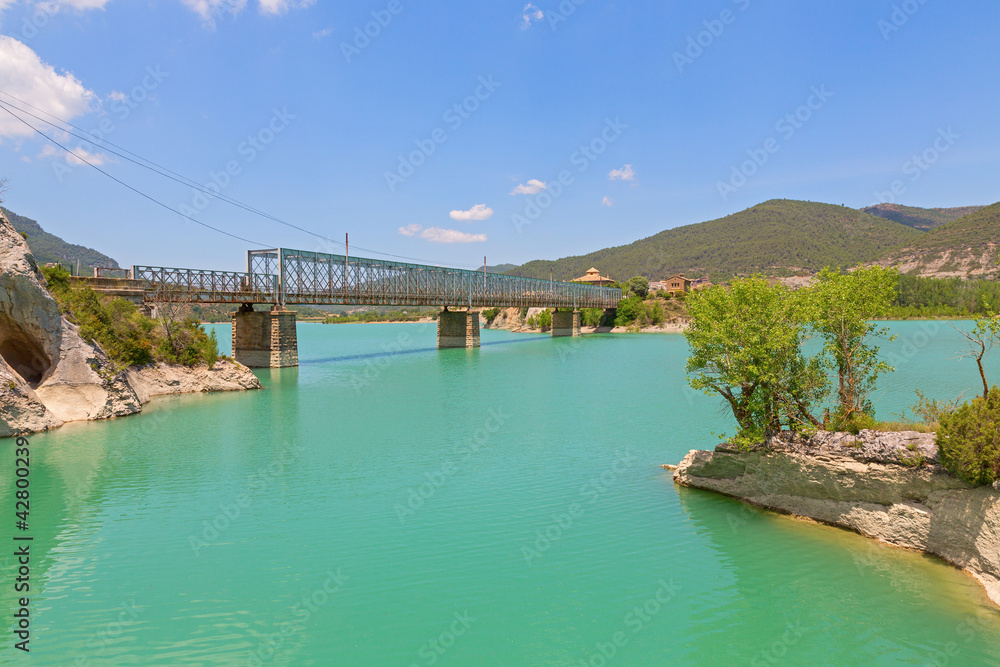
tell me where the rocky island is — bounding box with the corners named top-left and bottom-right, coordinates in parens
top-left (673, 430), bottom-right (1000, 607)
top-left (0, 210), bottom-right (261, 438)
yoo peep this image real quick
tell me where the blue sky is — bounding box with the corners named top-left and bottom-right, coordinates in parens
top-left (1, 0), bottom-right (998, 272)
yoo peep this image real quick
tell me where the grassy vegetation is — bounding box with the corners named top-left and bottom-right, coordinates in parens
top-left (507, 199), bottom-right (921, 283)
top-left (42, 265), bottom-right (218, 369)
top-left (862, 203), bottom-right (984, 231)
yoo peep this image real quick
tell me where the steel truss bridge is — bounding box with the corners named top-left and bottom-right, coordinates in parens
top-left (127, 248), bottom-right (622, 309)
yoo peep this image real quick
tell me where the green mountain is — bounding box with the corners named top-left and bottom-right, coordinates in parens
top-left (485, 263), bottom-right (519, 274)
top-left (878, 202), bottom-right (1000, 278)
top-left (862, 203), bottom-right (985, 231)
top-left (508, 199), bottom-right (923, 282)
top-left (1, 206), bottom-right (120, 274)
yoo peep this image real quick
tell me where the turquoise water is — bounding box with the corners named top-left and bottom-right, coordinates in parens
top-left (2, 321), bottom-right (1000, 665)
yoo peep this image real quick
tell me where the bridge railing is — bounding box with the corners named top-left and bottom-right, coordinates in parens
top-left (94, 267), bottom-right (132, 279)
top-left (250, 248), bottom-right (622, 309)
top-left (132, 265), bottom-right (279, 303)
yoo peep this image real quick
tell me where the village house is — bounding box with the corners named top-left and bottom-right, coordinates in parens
top-left (650, 274), bottom-right (692, 294)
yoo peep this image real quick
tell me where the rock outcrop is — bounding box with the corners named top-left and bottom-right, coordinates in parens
top-left (674, 430), bottom-right (1000, 607)
top-left (0, 208), bottom-right (261, 437)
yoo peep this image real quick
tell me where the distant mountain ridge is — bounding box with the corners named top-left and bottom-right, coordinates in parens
top-left (507, 199), bottom-right (922, 282)
top-left (1, 206), bottom-right (119, 274)
top-left (862, 203), bottom-right (985, 231)
top-left (876, 201), bottom-right (1000, 278)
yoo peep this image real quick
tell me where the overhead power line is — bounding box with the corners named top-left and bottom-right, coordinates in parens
top-left (0, 89), bottom-right (482, 270)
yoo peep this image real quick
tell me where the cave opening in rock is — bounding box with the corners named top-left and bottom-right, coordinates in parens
top-left (0, 315), bottom-right (53, 387)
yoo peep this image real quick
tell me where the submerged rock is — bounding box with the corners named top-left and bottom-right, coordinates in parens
top-left (674, 431), bottom-right (1000, 608)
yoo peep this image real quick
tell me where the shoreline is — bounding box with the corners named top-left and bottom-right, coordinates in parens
top-left (671, 430), bottom-right (1000, 608)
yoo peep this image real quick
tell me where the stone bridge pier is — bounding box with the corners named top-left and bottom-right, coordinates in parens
top-left (437, 309), bottom-right (480, 348)
top-left (551, 309), bottom-right (581, 337)
top-left (232, 304), bottom-right (299, 368)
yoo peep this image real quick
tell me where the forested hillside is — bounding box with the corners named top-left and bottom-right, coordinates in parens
top-left (508, 200), bottom-right (922, 282)
top-left (2, 206), bottom-right (120, 273)
top-left (862, 203), bottom-right (984, 231)
top-left (877, 202), bottom-right (1000, 278)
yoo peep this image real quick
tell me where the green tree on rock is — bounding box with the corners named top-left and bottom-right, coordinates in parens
top-left (808, 267), bottom-right (898, 429)
top-left (684, 276), bottom-right (826, 444)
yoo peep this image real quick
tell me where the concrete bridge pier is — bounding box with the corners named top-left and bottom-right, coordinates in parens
top-left (232, 304), bottom-right (299, 368)
top-left (437, 309), bottom-right (480, 348)
top-left (552, 309), bottom-right (581, 337)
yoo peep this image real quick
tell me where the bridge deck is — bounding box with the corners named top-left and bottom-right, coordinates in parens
top-left (127, 248), bottom-right (621, 309)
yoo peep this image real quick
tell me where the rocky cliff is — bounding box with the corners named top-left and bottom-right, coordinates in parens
top-left (0, 209), bottom-right (261, 437)
top-left (673, 430), bottom-right (1000, 607)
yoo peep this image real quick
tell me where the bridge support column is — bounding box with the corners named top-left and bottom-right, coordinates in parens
top-left (552, 309), bottom-right (581, 337)
top-left (437, 310), bottom-right (480, 348)
top-left (232, 305), bottom-right (299, 368)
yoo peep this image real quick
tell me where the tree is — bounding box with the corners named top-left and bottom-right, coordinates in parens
top-left (951, 304), bottom-right (1000, 400)
top-left (627, 276), bottom-right (649, 299)
top-left (684, 277), bottom-right (826, 444)
top-left (0, 177), bottom-right (8, 205)
top-left (808, 267), bottom-right (897, 428)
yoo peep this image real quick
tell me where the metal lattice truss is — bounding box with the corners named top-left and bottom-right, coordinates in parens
top-left (131, 266), bottom-right (278, 304)
top-left (132, 248), bottom-right (621, 309)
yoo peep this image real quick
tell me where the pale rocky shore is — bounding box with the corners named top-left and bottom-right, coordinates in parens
top-left (673, 430), bottom-right (1000, 607)
top-left (483, 306), bottom-right (688, 334)
top-left (0, 210), bottom-right (261, 438)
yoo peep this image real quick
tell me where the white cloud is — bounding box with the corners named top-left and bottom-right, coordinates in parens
top-left (449, 204), bottom-right (493, 222)
top-left (181, 0), bottom-right (248, 26)
top-left (602, 196), bottom-right (613, 207)
top-left (520, 3), bottom-right (543, 29)
top-left (608, 164), bottom-right (635, 182)
top-left (420, 227), bottom-right (487, 244)
top-left (259, 0), bottom-right (314, 16)
top-left (510, 179), bottom-right (546, 195)
top-left (38, 143), bottom-right (110, 166)
top-left (0, 36), bottom-right (96, 140)
top-left (312, 26), bottom-right (333, 40)
top-left (398, 223), bottom-right (422, 237)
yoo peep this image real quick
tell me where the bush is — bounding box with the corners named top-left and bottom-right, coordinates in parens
top-left (937, 387), bottom-right (1000, 486)
top-left (481, 308), bottom-right (501, 323)
top-left (581, 308), bottom-right (604, 327)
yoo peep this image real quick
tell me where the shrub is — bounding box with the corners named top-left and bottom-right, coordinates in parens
top-left (581, 308), bottom-right (604, 327)
top-left (937, 387), bottom-right (1000, 486)
top-left (481, 308), bottom-right (501, 323)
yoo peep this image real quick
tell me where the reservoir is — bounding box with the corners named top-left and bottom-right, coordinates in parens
top-left (3, 321), bottom-right (1000, 665)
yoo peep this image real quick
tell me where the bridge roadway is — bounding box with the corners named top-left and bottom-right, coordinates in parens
top-left (89, 248), bottom-right (622, 368)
